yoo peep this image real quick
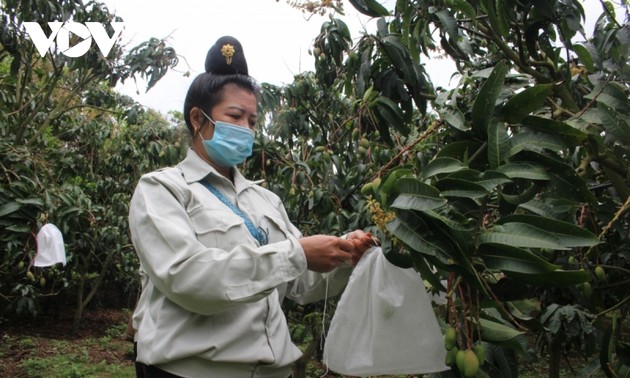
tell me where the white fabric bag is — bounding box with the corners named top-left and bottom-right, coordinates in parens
top-left (323, 246), bottom-right (448, 376)
top-left (34, 224), bottom-right (67, 267)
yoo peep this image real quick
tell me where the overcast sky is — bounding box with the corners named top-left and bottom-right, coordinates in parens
top-left (103, 0), bottom-right (613, 115)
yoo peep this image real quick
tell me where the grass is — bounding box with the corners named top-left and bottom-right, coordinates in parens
top-left (0, 311), bottom-right (136, 378)
top-left (21, 353), bottom-right (135, 378)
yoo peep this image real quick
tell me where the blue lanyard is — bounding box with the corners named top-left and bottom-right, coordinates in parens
top-left (200, 181), bottom-right (268, 246)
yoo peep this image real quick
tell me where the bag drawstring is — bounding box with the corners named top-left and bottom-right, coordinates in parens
top-left (319, 274), bottom-right (330, 378)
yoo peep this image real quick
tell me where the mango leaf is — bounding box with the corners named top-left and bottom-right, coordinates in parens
top-left (0, 202), bottom-right (21, 217)
top-left (440, 35), bottom-right (467, 60)
top-left (347, 0), bottom-right (389, 17)
top-left (496, 0), bottom-right (515, 34)
top-left (477, 171), bottom-right (513, 191)
top-left (507, 299), bottom-right (541, 322)
top-left (435, 178), bottom-right (488, 199)
top-left (411, 253), bottom-right (446, 292)
top-left (501, 181), bottom-right (539, 205)
top-left (479, 223), bottom-right (567, 250)
top-left (375, 95), bottom-right (407, 134)
top-left (506, 269), bottom-right (590, 287)
top-left (398, 0), bottom-right (413, 44)
top-left (447, 169), bottom-right (511, 191)
top-left (603, 82), bottom-right (629, 106)
top-left (518, 199), bottom-right (563, 218)
top-left (515, 151), bottom-right (597, 203)
top-left (422, 157), bottom-right (467, 179)
top-left (585, 84), bottom-right (629, 111)
top-left (386, 217), bottom-right (453, 263)
top-left (16, 198), bottom-right (44, 206)
top-left (439, 107), bottom-right (469, 131)
top-left (434, 140), bottom-right (482, 162)
top-left (522, 115), bottom-right (588, 143)
top-left (423, 209), bottom-right (476, 232)
top-left (488, 119), bottom-right (510, 169)
top-left (479, 243), bottom-right (560, 274)
top-left (381, 236), bottom-right (414, 269)
top-left (500, 84), bottom-right (553, 123)
top-left (477, 317), bottom-right (524, 344)
top-left (472, 60), bottom-right (508, 135)
top-left (381, 35), bottom-right (415, 84)
top-left (482, 0), bottom-right (509, 38)
top-left (498, 214), bottom-right (600, 247)
top-left (509, 132), bottom-right (567, 157)
top-left (572, 43), bottom-right (596, 72)
top-left (445, 168), bottom-right (483, 181)
top-left (598, 102), bottom-right (630, 144)
top-left (6, 224), bottom-right (31, 232)
top-left (549, 172), bottom-right (597, 204)
top-left (456, 39), bottom-right (473, 59)
top-left (434, 9), bottom-right (459, 41)
top-left (452, 0), bottom-right (477, 21)
top-left (496, 162), bottom-right (550, 180)
top-left (391, 178), bottom-right (446, 211)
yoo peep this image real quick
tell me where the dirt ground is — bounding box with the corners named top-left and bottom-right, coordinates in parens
top-left (0, 308), bottom-right (135, 378)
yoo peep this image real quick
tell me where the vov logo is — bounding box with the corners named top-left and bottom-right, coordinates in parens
top-left (24, 21), bottom-right (125, 58)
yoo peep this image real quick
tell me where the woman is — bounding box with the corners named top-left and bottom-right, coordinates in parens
top-left (128, 36), bottom-right (372, 378)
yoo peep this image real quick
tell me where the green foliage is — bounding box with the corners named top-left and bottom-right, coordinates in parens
top-left (260, 1), bottom-right (630, 377)
top-left (246, 72), bottom-right (385, 236)
top-left (0, 0), bottom-right (184, 329)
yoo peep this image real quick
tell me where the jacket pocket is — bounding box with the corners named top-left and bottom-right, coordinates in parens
top-left (259, 214), bottom-right (291, 244)
top-left (189, 208), bottom-right (250, 249)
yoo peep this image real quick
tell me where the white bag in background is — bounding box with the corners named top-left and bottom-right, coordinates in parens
top-left (34, 224), bottom-right (66, 267)
top-left (323, 247), bottom-right (448, 377)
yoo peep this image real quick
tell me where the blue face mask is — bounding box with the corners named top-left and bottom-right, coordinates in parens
top-left (199, 110), bottom-right (255, 167)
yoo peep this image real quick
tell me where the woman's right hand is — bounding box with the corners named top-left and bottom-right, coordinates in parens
top-left (298, 235), bottom-right (354, 273)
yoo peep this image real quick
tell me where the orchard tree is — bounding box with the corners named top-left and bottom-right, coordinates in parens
top-left (0, 0), bottom-right (185, 331)
top-left (262, 0), bottom-right (629, 376)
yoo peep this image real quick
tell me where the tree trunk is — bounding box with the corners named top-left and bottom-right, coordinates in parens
top-left (292, 330), bottom-right (321, 378)
top-left (549, 337), bottom-right (561, 378)
top-left (71, 274), bottom-right (86, 334)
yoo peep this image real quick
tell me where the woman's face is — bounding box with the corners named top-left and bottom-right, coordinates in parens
top-left (191, 83), bottom-right (258, 171)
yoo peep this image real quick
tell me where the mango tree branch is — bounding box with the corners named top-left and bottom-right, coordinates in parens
top-left (586, 194), bottom-right (630, 258)
top-left (474, 22), bottom-right (581, 112)
top-left (341, 120), bottom-right (442, 203)
top-left (26, 68), bottom-right (98, 146)
top-left (474, 22), bottom-right (549, 82)
top-left (16, 58), bottom-right (64, 142)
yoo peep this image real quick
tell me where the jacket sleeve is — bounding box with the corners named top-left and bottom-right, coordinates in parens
top-left (285, 268), bottom-right (353, 305)
top-left (129, 170), bottom-right (308, 316)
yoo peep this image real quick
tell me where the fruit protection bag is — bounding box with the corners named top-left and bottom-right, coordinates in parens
top-left (323, 246), bottom-right (448, 376)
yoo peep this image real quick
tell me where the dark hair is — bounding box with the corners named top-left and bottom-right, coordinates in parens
top-left (183, 36), bottom-right (260, 134)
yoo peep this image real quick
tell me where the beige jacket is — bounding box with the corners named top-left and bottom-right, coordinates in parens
top-left (129, 149), bottom-right (351, 378)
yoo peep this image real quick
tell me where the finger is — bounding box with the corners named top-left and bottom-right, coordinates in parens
top-left (347, 230), bottom-right (367, 240)
top-left (338, 238), bottom-right (355, 252)
top-left (336, 249), bottom-right (353, 263)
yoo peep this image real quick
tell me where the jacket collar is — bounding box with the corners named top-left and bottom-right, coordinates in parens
top-left (177, 148), bottom-right (263, 193)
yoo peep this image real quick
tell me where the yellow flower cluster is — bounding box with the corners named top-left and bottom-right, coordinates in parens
top-left (366, 196), bottom-right (396, 233)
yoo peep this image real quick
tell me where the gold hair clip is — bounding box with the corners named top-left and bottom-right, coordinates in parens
top-left (221, 43), bottom-right (235, 65)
